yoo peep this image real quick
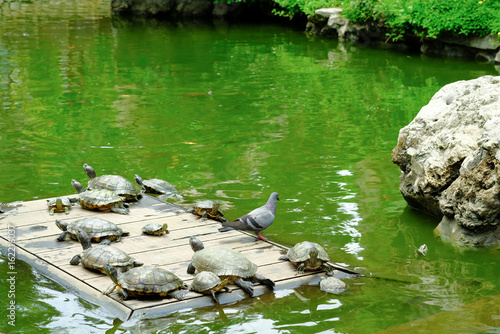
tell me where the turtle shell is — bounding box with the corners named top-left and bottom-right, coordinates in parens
top-left (191, 200), bottom-right (225, 221)
top-left (190, 271), bottom-right (222, 293)
top-left (58, 217), bottom-right (127, 242)
top-left (143, 179), bottom-right (177, 194)
top-left (142, 223), bottom-right (169, 236)
top-left (80, 245), bottom-right (137, 273)
top-left (117, 266), bottom-right (186, 296)
top-left (85, 164), bottom-right (141, 201)
top-left (286, 241), bottom-right (330, 263)
top-left (78, 188), bottom-right (129, 214)
top-left (191, 247), bottom-right (257, 278)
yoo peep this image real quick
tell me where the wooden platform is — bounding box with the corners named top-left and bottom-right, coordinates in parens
top-left (0, 194), bottom-right (359, 321)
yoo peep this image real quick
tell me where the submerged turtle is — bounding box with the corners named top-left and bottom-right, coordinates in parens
top-left (134, 174), bottom-right (182, 199)
top-left (187, 236), bottom-right (274, 297)
top-left (56, 217), bottom-right (129, 242)
top-left (70, 230), bottom-right (143, 273)
top-left (142, 223), bottom-right (169, 236)
top-left (72, 179), bottom-right (129, 215)
top-left (279, 241), bottom-right (334, 276)
top-left (187, 200), bottom-right (227, 222)
top-left (103, 264), bottom-right (188, 300)
top-left (189, 271), bottom-right (230, 303)
top-left (83, 163), bottom-right (142, 201)
top-left (47, 198), bottom-right (72, 215)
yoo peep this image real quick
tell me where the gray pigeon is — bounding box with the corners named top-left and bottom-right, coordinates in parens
top-left (218, 192), bottom-right (279, 241)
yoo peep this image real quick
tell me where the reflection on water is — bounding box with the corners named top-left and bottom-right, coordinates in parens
top-left (1, 1), bottom-right (499, 333)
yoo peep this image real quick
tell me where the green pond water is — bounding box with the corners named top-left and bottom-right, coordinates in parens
top-left (0, 1), bottom-right (499, 333)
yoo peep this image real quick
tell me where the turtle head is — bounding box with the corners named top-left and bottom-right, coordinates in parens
top-left (55, 220), bottom-right (68, 231)
top-left (75, 229), bottom-right (92, 250)
top-left (189, 236), bottom-right (205, 252)
top-left (103, 264), bottom-right (119, 284)
top-left (83, 163), bottom-right (97, 179)
top-left (71, 179), bottom-right (84, 194)
top-left (134, 174), bottom-right (144, 187)
top-left (161, 224), bottom-right (169, 233)
top-left (309, 247), bottom-right (319, 261)
top-left (55, 198), bottom-right (64, 210)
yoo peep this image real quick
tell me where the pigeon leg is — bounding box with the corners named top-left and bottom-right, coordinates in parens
top-left (256, 233), bottom-right (268, 241)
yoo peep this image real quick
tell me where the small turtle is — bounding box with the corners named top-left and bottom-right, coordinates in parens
top-left (103, 264), bottom-right (188, 300)
top-left (187, 200), bottom-right (227, 222)
top-left (279, 241), bottom-right (334, 276)
top-left (187, 236), bottom-right (274, 297)
top-left (83, 163), bottom-right (142, 201)
top-left (189, 271), bottom-right (230, 303)
top-left (56, 217), bottom-right (129, 242)
top-left (134, 174), bottom-right (182, 199)
top-left (47, 198), bottom-right (72, 215)
top-left (72, 179), bottom-right (129, 215)
top-left (70, 230), bottom-right (143, 273)
top-left (142, 223), bottom-right (169, 236)
top-left (320, 276), bottom-right (346, 294)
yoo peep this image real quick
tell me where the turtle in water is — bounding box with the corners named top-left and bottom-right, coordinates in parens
top-left (56, 217), bottom-right (129, 243)
top-left (187, 236), bottom-right (274, 297)
top-left (134, 174), bottom-right (182, 200)
top-left (47, 198), bottom-right (72, 215)
top-left (83, 163), bottom-right (142, 201)
top-left (72, 179), bottom-right (129, 215)
top-left (142, 223), bottom-right (169, 236)
top-left (70, 230), bottom-right (143, 273)
top-left (279, 241), bottom-right (334, 276)
top-left (187, 200), bottom-right (227, 222)
top-left (103, 264), bottom-right (188, 300)
top-left (189, 271), bottom-right (230, 303)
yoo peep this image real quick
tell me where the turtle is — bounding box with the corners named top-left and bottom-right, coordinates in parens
top-left (187, 200), bottom-right (227, 222)
top-left (103, 264), bottom-right (188, 300)
top-left (189, 271), bottom-right (230, 303)
top-left (72, 179), bottom-right (130, 215)
top-left (187, 236), bottom-right (274, 297)
top-left (279, 241), bottom-right (334, 276)
top-left (56, 217), bottom-right (129, 242)
top-left (70, 230), bottom-right (143, 274)
top-left (83, 163), bottom-right (142, 201)
top-left (134, 174), bottom-right (182, 200)
top-left (142, 223), bottom-right (169, 236)
top-left (47, 197), bottom-right (72, 215)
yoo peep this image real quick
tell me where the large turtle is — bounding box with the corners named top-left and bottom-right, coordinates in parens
top-left (83, 163), bottom-right (142, 201)
top-left (47, 197), bottom-right (72, 215)
top-left (279, 241), bottom-right (334, 276)
top-left (134, 174), bottom-right (182, 200)
top-left (187, 236), bottom-right (274, 297)
top-left (142, 223), bottom-right (169, 236)
top-left (103, 264), bottom-right (188, 300)
top-left (56, 217), bottom-right (129, 242)
top-left (72, 179), bottom-right (129, 215)
top-left (187, 200), bottom-right (227, 222)
top-left (70, 230), bottom-right (143, 273)
top-left (189, 271), bottom-right (230, 303)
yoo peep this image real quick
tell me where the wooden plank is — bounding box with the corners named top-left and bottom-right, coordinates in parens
top-left (0, 194), bottom-right (359, 321)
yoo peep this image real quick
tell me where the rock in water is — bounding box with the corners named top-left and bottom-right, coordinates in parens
top-left (392, 76), bottom-right (500, 248)
top-left (320, 277), bottom-right (346, 294)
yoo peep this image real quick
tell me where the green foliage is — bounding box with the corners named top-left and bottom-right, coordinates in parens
top-left (338, 0), bottom-right (500, 40)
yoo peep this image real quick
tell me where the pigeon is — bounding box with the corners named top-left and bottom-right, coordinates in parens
top-left (218, 192), bottom-right (279, 241)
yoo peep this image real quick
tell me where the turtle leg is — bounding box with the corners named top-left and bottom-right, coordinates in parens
top-left (64, 207), bottom-right (70, 215)
top-left (201, 211), bottom-right (207, 221)
top-left (187, 262), bottom-right (196, 275)
top-left (100, 239), bottom-right (111, 246)
top-left (49, 208), bottom-right (55, 216)
top-left (119, 289), bottom-right (130, 300)
top-left (133, 260), bottom-right (143, 268)
top-left (234, 277), bottom-right (254, 297)
top-left (169, 289), bottom-right (187, 301)
top-left (252, 274), bottom-right (275, 290)
top-left (323, 263), bottom-right (335, 276)
top-left (296, 263), bottom-right (306, 275)
top-left (111, 204), bottom-right (129, 215)
top-left (103, 283), bottom-right (117, 295)
top-left (210, 290), bottom-right (220, 304)
top-left (278, 254), bottom-right (289, 261)
top-left (69, 255), bottom-right (81, 265)
top-left (57, 231), bottom-right (69, 242)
